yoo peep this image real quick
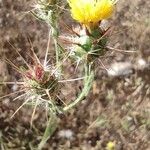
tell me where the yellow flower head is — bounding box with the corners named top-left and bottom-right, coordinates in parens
top-left (68, 0), bottom-right (116, 28)
top-left (106, 141), bottom-right (116, 150)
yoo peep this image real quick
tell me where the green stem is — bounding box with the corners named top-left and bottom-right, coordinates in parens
top-left (48, 12), bottom-right (61, 72)
top-left (53, 38), bottom-right (59, 67)
top-left (51, 14), bottom-right (59, 65)
top-left (38, 113), bottom-right (58, 150)
top-left (63, 63), bottom-right (94, 112)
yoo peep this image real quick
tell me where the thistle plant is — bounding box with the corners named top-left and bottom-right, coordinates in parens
top-left (67, 0), bottom-right (118, 64)
top-left (1, 0), bottom-right (122, 149)
top-left (31, 0), bottom-right (64, 66)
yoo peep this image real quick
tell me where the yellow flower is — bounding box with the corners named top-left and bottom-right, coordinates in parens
top-left (106, 141), bottom-right (116, 150)
top-left (68, 0), bottom-right (116, 28)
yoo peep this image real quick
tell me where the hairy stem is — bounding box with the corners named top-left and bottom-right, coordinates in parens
top-left (63, 63), bottom-right (94, 112)
top-left (53, 38), bottom-right (59, 67)
top-left (38, 113), bottom-right (58, 150)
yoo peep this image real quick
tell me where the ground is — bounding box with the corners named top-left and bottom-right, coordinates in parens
top-left (0, 0), bottom-right (150, 150)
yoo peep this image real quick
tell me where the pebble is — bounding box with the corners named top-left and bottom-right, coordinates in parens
top-left (58, 129), bottom-right (74, 139)
top-left (108, 62), bottom-right (133, 77)
top-left (137, 58), bottom-right (148, 70)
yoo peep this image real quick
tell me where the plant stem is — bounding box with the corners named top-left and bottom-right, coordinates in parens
top-left (44, 30), bottom-right (51, 68)
top-left (54, 38), bottom-right (59, 67)
top-left (63, 63), bottom-right (94, 112)
top-left (38, 113), bottom-right (58, 150)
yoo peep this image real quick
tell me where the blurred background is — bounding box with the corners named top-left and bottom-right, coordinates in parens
top-left (0, 0), bottom-right (150, 149)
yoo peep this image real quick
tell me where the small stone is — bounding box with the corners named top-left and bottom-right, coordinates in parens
top-left (12, 84), bottom-right (19, 92)
top-left (58, 129), bottom-right (74, 139)
top-left (137, 58), bottom-right (148, 69)
top-left (108, 62), bottom-right (133, 77)
top-left (2, 98), bottom-right (10, 106)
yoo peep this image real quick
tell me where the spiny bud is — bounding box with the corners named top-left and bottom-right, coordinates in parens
top-left (68, 27), bottom-right (109, 63)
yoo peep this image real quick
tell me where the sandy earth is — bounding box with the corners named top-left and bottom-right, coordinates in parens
top-left (0, 0), bottom-right (150, 149)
